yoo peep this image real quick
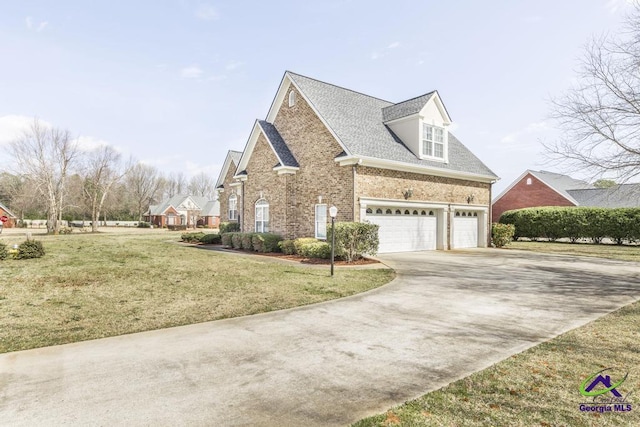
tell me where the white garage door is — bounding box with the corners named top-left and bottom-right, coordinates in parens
top-left (365, 209), bottom-right (437, 253)
top-left (453, 214), bottom-right (478, 249)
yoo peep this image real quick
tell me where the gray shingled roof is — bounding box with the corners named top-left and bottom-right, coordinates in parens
top-left (529, 170), bottom-right (593, 203)
top-left (567, 184), bottom-right (640, 208)
top-left (258, 120), bottom-right (299, 168)
top-left (382, 92), bottom-right (435, 122)
top-left (287, 72), bottom-right (497, 178)
top-left (0, 200), bottom-right (16, 218)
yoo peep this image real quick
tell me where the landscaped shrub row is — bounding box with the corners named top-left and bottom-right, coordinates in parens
top-left (276, 222), bottom-right (380, 262)
top-left (221, 232), bottom-right (284, 253)
top-left (181, 232), bottom-right (222, 245)
top-left (499, 207), bottom-right (640, 244)
top-left (219, 222), bottom-right (240, 234)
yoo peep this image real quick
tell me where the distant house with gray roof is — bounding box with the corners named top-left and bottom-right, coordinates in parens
top-left (216, 71), bottom-right (498, 252)
top-left (0, 200), bottom-right (17, 229)
top-left (144, 194), bottom-right (219, 228)
top-left (492, 170), bottom-right (640, 222)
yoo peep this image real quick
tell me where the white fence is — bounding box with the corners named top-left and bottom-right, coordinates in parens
top-left (20, 220), bottom-right (141, 228)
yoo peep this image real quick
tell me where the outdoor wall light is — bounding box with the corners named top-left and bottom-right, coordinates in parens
top-left (403, 188), bottom-right (413, 200)
top-left (467, 194), bottom-right (475, 204)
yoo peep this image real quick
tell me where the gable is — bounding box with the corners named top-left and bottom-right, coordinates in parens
top-left (215, 150), bottom-right (242, 189)
top-left (235, 120), bottom-right (299, 177)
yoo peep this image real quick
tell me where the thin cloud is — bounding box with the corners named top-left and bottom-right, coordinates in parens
top-left (25, 16), bottom-right (48, 32)
top-left (500, 121), bottom-right (550, 144)
top-left (196, 4), bottom-right (219, 21)
top-left (371, 41), bottom-right (401, 60)
top-left (605, 0), bottom-right (634, 14)
top-left (225, 60), bottom-right (243, 71)
top-left (74, 135), bottom-right (112, 152)
top-left (0, 115), bottom-right (47, 145)
top-left (387, 41), bottom-right (401, 49)
top-left (181, 65), bottom-right (204, 79)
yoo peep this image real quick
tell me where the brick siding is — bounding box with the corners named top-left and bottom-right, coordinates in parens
top-left (492, 173), bottom-right (575, 222)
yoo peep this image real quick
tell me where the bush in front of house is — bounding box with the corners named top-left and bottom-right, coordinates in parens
top-left (297, 240), bottom-right (332, 259)
top-left (231, 233), bottom-right (244, 249)
top-left (219, 222), bottom-right (240, 234)
top-left (181, 232), bottom-right (205, 243)
top-left (241, 233), bottom-right (256, 251)
top-left (16, 239), bottom-right (45, 259)
top-left (491, 223), bottom-right (515, 248)
top-left (0, 242), bottom-right (8, 260)
top-left (137, 221), bottom-right (151, 228)
top-left (252, 233), bottom-right (283, 253)
top-left (327, 222), bottom-right (379, 262)
top-left (221, 232), bottom-right (235, 248)
top-left (278, 239), bottom-right (296, 255)
top-left (293, 238), bottom-right (318, 255)
top-left (199, 233), bottom-right (221, 245)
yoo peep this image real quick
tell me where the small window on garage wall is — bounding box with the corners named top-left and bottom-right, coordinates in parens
top-left (404, 210), bottom-right (410, 215)
top-left (386, 209), bottom-right (392, 214)
top-left (412, 210), bottom-right (418, 215)
top-left (376, 208), bottom-right (383, 214)
top-left (455, 212), bottom-right (460, 216)
top-left (315, 204), bottom-right (327, 239)
top-left (429, 211), bottom-right (434, 216)
top-left (395, 209), bottom-right (401, 215)
top-left (366, 208), bottom-right (372, 214)
top-left (421, 210), bottom-right (426, 215)
top-left (473, 212), bottom-right (478, 217)
top-left (462, 212), bottom-right (467, 216)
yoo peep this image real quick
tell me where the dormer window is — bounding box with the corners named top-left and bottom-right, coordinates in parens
top-left (422, 123), bottom-right (445, 159)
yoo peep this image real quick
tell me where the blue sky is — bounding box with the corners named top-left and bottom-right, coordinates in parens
top-left (0, 0), bottom-right (633, 195)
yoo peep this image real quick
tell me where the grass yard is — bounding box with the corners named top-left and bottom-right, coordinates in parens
top-left (354, 242), bottom-right (640, 426)
top-left (0, 231), bottom-right (394, 354)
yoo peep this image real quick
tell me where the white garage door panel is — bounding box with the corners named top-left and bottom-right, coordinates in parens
top-left (366, 215), bottom-right (437, 253)
top-left (453, 217), bottom-right (478, 249)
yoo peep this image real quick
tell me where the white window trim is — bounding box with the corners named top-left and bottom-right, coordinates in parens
top-left (420, 122), bottom-right (447, 162)
top-left (255, 199), bottom-right (269, 233)
top-left (288, 90), bottom-right (296, 107)
top-left (315, 204), bottom-right (327, 239)
top-left (228, 194), bottom-right (238, 221)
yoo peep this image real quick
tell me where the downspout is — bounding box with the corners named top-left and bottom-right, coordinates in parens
top-left (352, 164), bottom-right (357, 221)
top-left (240, 181), bottom-right (245, 232)
top-left (488, 181), bottom-right (494, 247)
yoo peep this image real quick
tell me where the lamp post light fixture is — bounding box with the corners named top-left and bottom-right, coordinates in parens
top-left (329, 205), bottom-right (338, 276)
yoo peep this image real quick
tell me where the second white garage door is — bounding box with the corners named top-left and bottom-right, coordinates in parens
top-left (365, 210), bottom-right (437, 253)
top-left (452, 215), bottom-right (478, 249)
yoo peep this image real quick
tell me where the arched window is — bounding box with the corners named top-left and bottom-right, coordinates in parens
top-left (255, 199), bottom-right (269, 233)
top-left (228, 194), bottom-right (238, 221)
top-left (366, 208), bottom-right (372, 214)
top-left (421, 210), bottom-right (426, 215)
top-left (455, 212), bottom-right (460, 217)
top-left (376, 208), bottom-right (383, 214)
top-left (412, 210), bottom-right (418, 215)
top-left (404, 210), bottom-right (410, 215)
top-left (386, 209), bottom-right (392, 215)
top-left (288, 90), bottom-right (296, 107)
top-left (395, 209), bottom-right (401, 215)
top-left (429, 211), bottom-right (434, 216)
top-left (473, 212), bottom-right (478, 217)
top-left (462, 212), bottom-right (467, 217)
top-left (526, 177), bottom-right (532, 185)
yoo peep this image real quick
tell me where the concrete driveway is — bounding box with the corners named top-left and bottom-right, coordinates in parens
top-left (2, 249), bottom-right (640, 426)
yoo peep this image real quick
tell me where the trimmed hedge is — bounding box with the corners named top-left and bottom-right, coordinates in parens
top-left (219, 222), bottom-right (240, 234)
top-left (298, 241), bottom-right (332, 259)
top-left (199, 233), bottom-right (221, 245)
top-left (0, 242), bottom-right (7, 260)
top-left (181, 232), bottom-right (205, 243)
top-left (252, 233), bottom-right (283, 253)
top-left (328, 222), bottom-right (379, 262)
top-left (221, 232), bottom-right (235, 248)
top-left (293, 238), bottom-right (318, 255)
top-left (278, 239), bottom-right (296, 255)
top-left (499, 207), bottom-right (640, 244)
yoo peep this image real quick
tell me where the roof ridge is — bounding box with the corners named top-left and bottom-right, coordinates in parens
top-left (286, 70), bottom-right (394, 104)
top-left (385, 90), bottom-right (436, 107)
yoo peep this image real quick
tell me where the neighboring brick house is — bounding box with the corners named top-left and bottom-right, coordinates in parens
top-left (216, 150), bottom-right (243, 226)
top-left (216, 71), bottom-right (498, 253)
top-left (492, 170), bottom-right (640, 222)
top-left (0, 201), bottom-right (17, 228)
top-left (144, 195), bottom-right (220, 228)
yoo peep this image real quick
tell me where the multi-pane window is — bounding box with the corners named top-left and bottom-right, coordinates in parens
top-left (422, 123), bottom-right (445, 159)
top-left (315, 204), bottom-right (327, 239)
top-left (255, 199), bottom-right (269, 233)
top-left (228, 194), bottom-right (238, 221)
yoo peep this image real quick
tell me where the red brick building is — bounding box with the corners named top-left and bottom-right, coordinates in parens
top-left (0, 201), bottom-right (17, 228)
top-left (492, 170), bottom-right (593, 222)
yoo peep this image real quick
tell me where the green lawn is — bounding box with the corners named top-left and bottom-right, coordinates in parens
top-left (0, 231), bottom-right (394, 353)
top-left (354, 242), bottom-right (640, 427)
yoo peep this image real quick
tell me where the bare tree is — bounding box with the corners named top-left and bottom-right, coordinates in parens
top-left (164, 171), bottom-right (188, 199)
top-left (126, 163), bottom-right (163, 221)
top-left (81, 146), bottom-right (131, 232)
top-left (9, 119), bottom-right (79, 234)
top-left (0, 172), bottom-right (43, 222)
top-left (547, 6), bottom-right (640, 182)
top-left (188, 172), bottom-right (216, 199)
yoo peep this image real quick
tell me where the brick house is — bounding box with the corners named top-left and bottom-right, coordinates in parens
top-left (0, 201), bottom-right (17, 228)
top-left (216, 71), bottom-right (498, 252)
top-left (492, 170), bottom-right (640, 222)
top-left (144, 195), bottom-right (220, 228)
top-left (216, 150), bottom-right (243, 227)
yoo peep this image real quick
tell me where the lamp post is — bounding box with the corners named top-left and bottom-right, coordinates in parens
top-left (329, 205), bottom-right (338, 277)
